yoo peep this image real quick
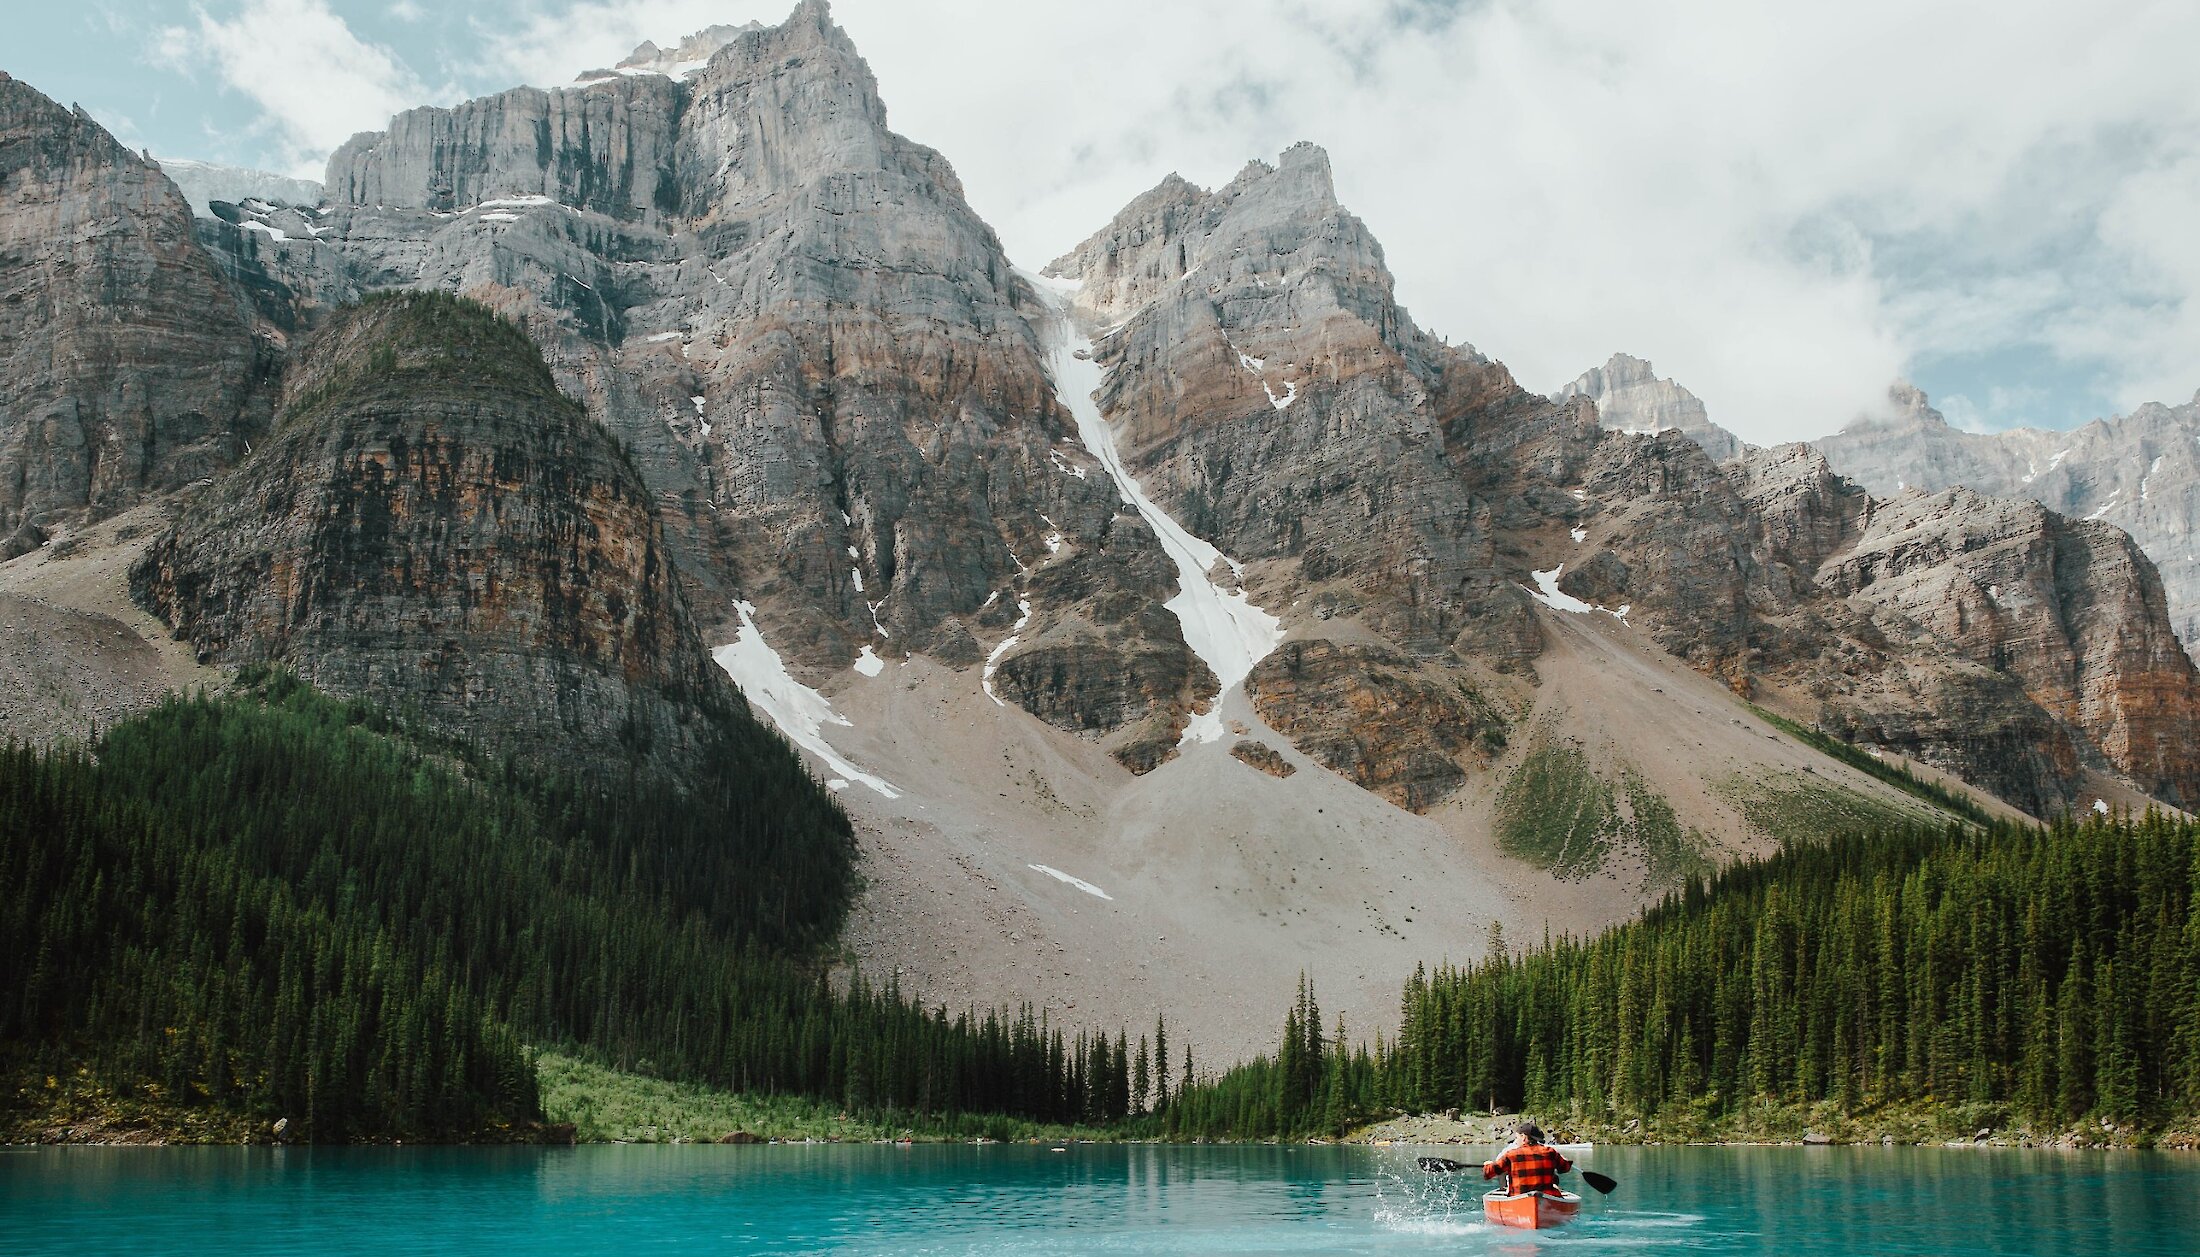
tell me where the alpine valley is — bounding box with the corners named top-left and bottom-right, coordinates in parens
top-left (5, 2), bottom-right (2200, 1148)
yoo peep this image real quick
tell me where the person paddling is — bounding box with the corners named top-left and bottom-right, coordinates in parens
top-left (1482, 1122), bottom-right (1573, 1197)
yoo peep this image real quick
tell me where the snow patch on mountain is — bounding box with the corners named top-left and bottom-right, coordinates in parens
top-left (981, 597), bottom-right (1034, 706)
top-left (1528, 566), bottom-right (1629, 621)
top-left (1029, 864), bottom-right (1113, 900)
top-left (1025, 271), bottom-right (1283, 743)
top-left (713, 601), bottom-right (899, 798)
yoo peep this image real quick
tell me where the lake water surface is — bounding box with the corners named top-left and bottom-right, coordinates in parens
top-left (4, 1143), bottom-right (2195, 1254)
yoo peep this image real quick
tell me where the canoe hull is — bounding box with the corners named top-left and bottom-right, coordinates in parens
top-left (1483, 1190), bottom-right (1581, 1230)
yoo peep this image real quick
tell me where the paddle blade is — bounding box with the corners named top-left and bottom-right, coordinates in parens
top-left (1417, 1156), bottom-right (1470, 1174)
top-left (1580, 1170), bottom-right (1619, 1195)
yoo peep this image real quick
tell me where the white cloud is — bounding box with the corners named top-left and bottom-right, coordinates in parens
top-left (388, 1), bottom-right (425, 21)
top-left (158, 0), bottom-right (432, 179)
top-left (2087, 153), bottom-right (2200, 413)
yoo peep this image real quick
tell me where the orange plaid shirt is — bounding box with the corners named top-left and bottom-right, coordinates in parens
top-left (1483, 1143), bottom-right (1573, 1195)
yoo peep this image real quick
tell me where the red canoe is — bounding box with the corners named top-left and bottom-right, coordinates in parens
top-left (1483, 1189), bottom-right (1582, 1230)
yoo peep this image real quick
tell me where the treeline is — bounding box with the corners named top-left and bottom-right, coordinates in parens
top-left (0, 675), bottom-right (1140, 1139)
top-left (1157, 976), bottom-right (1385, 1140)
top-left (1173, 814), bottom-right (2200, 1139)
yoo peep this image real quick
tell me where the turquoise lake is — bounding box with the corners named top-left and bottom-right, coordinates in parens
top-left (4, 1144), bottom-right (2196, 1254)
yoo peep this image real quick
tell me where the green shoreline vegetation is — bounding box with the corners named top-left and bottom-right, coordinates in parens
top-left (10, 676), bottom-right (2200, 1152)
top-left (0, 677), bottom-right (1147, 1144)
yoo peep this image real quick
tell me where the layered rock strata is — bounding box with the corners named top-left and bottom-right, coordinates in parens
top-left (0, 79), bottom-right (270, 533)
top-left (131, 293), bottom-right (740, 782)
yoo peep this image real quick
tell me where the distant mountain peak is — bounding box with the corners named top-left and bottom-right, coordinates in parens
top-left (1878, 380), bottom-right (1950, 430)
top-left (1555, 353), bottom-right (1745, 462)
top-left (577, 16), bottom-right (774, 83)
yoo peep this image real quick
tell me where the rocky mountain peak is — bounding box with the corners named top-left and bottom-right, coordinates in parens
top-left (1819, 384), bottom-right (2200, 661)
top-left (1222, 141), bottom-right (1338, 204)
top-left (672, 0), bottom-right (905, 217)
top-left (1874, 380), bottom-right (1950, 430)
top-left (1049, 141), bottom-right (1396, 343)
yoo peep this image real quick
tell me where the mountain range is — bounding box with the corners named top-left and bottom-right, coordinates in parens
top-left (2, 4), bottom-right (2196, 1060)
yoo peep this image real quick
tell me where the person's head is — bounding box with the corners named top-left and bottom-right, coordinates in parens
top-left (1515, 1122), bottom-right (1545, 1146)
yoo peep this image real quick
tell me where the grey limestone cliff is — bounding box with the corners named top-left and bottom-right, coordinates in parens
top-left (0, 78), bottom-right (272, 533)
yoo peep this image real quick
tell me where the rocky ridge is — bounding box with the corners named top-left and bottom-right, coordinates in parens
top-left (1817, 486), bottom-right (2200, 805)
top-left (1048, 146), bottom-right (2200, 814)
top-left (1819, 384), bottom-right (2200, 659)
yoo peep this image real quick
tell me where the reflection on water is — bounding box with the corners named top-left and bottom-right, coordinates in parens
top-left (2, 1143), bottom-right (2196, 1255)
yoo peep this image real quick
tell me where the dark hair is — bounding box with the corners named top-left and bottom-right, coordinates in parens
top-left (1517, 1122), bottom-right (1546, 1144)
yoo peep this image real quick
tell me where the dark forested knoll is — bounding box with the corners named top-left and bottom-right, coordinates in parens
top-left (0, 676), bottom-right (1139, 1141)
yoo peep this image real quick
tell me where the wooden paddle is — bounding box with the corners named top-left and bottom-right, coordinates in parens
top-left (1415, 1156), bottom-right (1619, 1196)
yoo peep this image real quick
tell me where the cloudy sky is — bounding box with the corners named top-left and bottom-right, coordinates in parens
top-left (16, 0), bottom-right (2199, 442)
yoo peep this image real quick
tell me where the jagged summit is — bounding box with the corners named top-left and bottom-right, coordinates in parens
top-left (1048, 141), bottom-right (1397, 338)
top-left (574, 1), bottom-right (844, 83)
top-left (332, 0), bottom-right (912, 220)
top-left (609, 23), bottom-right (761, 75)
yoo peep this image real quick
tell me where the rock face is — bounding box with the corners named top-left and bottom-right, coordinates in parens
top-left (1819, 384), bottom-right (2200, 659)
top-left (194, 199), bottom-right (364, 337)
top-left (304, 0), bottom-right (1195, 763)
top-left (1556, 353), bottom-right (1747, 463)
top-left (130, 293), bottom-right (740, 782)
top-left (325, 73), bottom-right (686, 218)
top-left (1817, 487), bottom-right (2200, 806)
top-left (1049, 143), bottom-right (1546, 666)
top-left (1247, 640), bottom-right (1506, 812)
top-left (1044, 144), bottom-right (1768, 807)
top-left (27, 3), bottom-right (2192, 820)
top-left (1049, 144), bottom-right (2200, 815)
top-left (0, 79), bottom-right (270, 534)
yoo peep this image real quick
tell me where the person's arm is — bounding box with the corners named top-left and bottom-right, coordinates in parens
top-left (1554, 1152), bottom-right (1573, 1174)
top-left (1482, 1149), bottom-right (1509, 1180)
